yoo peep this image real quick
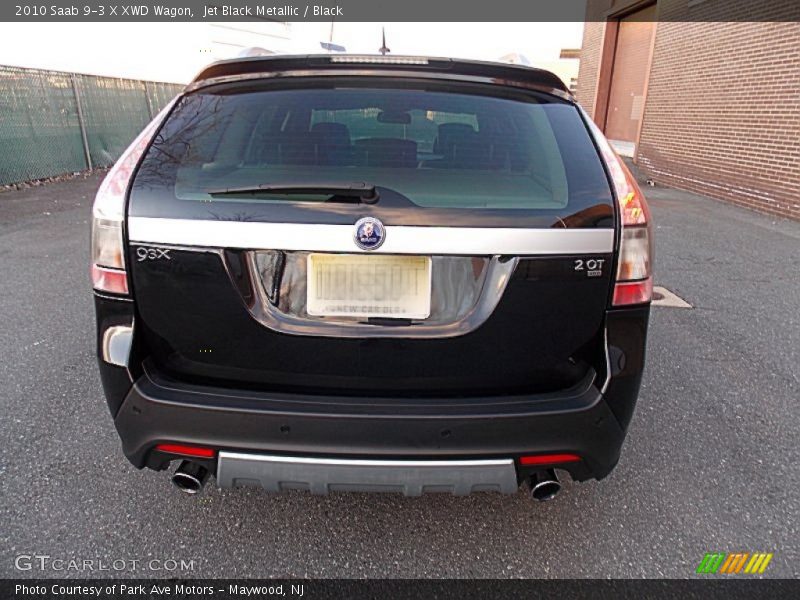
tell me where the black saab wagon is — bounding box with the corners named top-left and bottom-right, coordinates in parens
top-left (92, 55), bottom-right (652, 501)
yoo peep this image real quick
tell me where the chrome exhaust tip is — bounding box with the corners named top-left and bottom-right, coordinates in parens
top-left (528, 469), bottom-right (561, 502)
top-left (171, 460), bottom-right (210, 495)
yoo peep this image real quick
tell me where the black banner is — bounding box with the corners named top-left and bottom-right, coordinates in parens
top-left (3, 0), bottom-right (800, 22)
top-left (2, 579), bottom-right (799, 600)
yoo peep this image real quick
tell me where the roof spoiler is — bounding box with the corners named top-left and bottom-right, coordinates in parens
top-left (187, 54), bottom-right (571, 98)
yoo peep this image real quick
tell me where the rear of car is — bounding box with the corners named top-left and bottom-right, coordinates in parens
top-left (92, 55), bottom-right (652, 499)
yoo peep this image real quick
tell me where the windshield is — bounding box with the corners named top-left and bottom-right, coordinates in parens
top-left (131, 80), bottom-right (613, 226)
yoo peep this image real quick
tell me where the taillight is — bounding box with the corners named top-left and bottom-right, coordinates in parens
top-left (91, 100), bottom-right (176, 295)
top-left (611, 165), bottom-right (653, 306)
top-left (584, 112), bottom-right (653, 306)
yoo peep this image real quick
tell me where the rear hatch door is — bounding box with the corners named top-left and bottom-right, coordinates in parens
top-left (127, 74), bottom-right (616, 397)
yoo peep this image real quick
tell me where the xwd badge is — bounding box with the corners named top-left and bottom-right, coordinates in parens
top-left (574, 258), bottom-right (605, 277)
top-left (353, 217), bottom-right (385, 251)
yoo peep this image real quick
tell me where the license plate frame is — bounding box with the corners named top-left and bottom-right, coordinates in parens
top-left (306, 253), bottom-right (432, 319)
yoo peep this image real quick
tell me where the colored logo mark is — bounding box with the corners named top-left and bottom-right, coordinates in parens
top-left (696, 552), bottom-right (773, 574)
top-left (353, 217), bottom-right (385, 251)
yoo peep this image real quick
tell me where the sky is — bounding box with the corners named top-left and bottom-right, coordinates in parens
top-left (0, 22), bottom-right (583, 83)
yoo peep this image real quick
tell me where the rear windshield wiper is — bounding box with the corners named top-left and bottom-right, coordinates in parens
top-left (207, 182), bottom-right (379, 204)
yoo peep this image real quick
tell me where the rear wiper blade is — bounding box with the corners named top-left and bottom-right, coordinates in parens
top-left (207, 181), bottom-right (379, 203)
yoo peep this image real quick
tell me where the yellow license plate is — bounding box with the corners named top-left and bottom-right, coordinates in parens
top-left (307, 253), bottom-right (432, 319)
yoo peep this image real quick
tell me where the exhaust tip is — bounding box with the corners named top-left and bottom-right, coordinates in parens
top-left (171, 460), bottom-right (209, 495)
top-left (172, 472), bottom-right (203, 494)
top-left (528, 469), bottom-right (561, 502)
top-left (530, 479), bottom-right (561, 502)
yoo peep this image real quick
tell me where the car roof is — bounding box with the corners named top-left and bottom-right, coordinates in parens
top-left (188, 54), bottom-right (572, 99)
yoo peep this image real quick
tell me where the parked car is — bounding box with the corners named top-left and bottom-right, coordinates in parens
top-left (92, 55), bottom-right (652, 501)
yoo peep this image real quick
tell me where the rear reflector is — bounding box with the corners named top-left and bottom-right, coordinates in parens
top-left (91, 264), bottom-right (129, 295)
top-left (519, 453), bottom-right (581, 466)
top-left (155, 444), bottom-right (216, 459)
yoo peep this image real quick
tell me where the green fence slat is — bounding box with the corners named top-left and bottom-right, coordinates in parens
top-left (0, 65), bottom-right (182, 185)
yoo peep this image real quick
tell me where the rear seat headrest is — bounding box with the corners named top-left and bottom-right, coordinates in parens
top-left (438, 123), bottom-right (477, 135)
top-left (434, 122), bottom-right (477, 153)
top-left (354, 138), bottom-right (417, 168)
top-left (311, 122), bottom-right (351, 145)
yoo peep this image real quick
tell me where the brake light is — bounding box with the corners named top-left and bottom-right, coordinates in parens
top-left (612, 279), bottom-right (653, 306)
top-left (91, 264), bottom-right (129, 295)
top-left (583, 112), bottom-right (653, 306)
top-left (91, 100), bottom-right (176, 294)
top-left (330, 55), bottom-right (429, 65)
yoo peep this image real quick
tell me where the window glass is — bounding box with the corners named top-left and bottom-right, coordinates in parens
top-left (133, 83), bottom-right (612, 215)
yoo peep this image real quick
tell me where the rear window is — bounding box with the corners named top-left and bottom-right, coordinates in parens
top-left (131, 80), bottom-right (613, 223)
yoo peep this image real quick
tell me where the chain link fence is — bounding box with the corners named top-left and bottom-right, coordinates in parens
top-left (0, 65), bottom-right (183, 185)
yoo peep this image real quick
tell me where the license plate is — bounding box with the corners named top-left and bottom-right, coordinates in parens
top-left (307, 253), bottom-right (432, 319)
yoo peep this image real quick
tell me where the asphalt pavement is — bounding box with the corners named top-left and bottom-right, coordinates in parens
top-left (0, 173), bottom-right (798, 578)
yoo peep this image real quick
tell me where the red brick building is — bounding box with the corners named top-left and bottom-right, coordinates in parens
top-left (576, 0), bottom-right (800, 219)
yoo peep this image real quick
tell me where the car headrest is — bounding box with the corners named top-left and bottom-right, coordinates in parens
top-left (311, 122), bottom-right (351, 145)
top-left (354, 138), bottom-right (417, 168)
top-left (434, 122), bottom-right (477, 154)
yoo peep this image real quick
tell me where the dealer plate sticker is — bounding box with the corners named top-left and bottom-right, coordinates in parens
top-left (307, 253), bottom-right (432, 319)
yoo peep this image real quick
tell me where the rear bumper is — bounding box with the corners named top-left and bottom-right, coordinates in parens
top-left (97, 290), bottom-right (649, 488)
top-left (113, 362), bottom-right (632, 484)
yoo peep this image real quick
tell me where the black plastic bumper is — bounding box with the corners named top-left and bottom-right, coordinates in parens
top-left (113, 363), bottom-right (634, 482)
top-left (97, 290), bottom-right (648, 484)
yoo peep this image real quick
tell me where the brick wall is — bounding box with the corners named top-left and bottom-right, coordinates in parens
top-left (576, 1), bottom-right (800, 220)
top-left (576, 0), bottom-right (642, 118)
top-left (637, 21), bottom-right (800, 219)
top-left (575, 21), bottom-right (604, 113)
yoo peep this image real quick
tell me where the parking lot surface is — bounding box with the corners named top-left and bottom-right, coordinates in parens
top-left (0, 173), bottom-right (798, 578)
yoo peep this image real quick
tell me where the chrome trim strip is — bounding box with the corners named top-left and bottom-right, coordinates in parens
top-left (244, 252), bottom-right (517, 339)
top-left (600, 326), bottom-right (612, 395)
top-left (93, 292), bottom-right (133, 302)
top-left (220, 452), bottom-right (513, 468)
top-left (216, 452), bottom-right (519, 496)
top-left (129, 217), bottom-right (614, 256)
top-left (101, 325), bottom-right (133, 367)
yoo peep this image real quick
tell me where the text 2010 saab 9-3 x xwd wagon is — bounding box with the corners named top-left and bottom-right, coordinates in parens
top-left (92, 55), bottom-right (652, 501)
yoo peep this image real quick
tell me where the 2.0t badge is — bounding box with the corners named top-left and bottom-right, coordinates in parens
top-left (353, 217), bottom-right (385, 251)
